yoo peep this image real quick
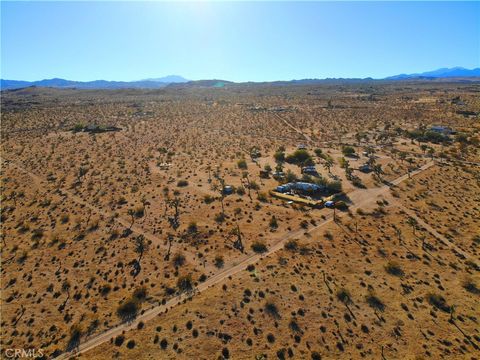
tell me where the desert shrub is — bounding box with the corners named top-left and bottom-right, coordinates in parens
top-left (100, 284), bottom-right (111, 296)
top-left (177, 274), bottom-right (193, 293)
top-left (462, 278), bottom-right (480, 294)
top-left (31, 228), bottom-right (44, 240)
top-left (16, 250), bottom-right (28, 264)
top-left (265, 300), bottom-right (280, 319)
top-left (73, 123), bottom-right (85, 132)
top-left (133, 286), bottom-right (148, 301)
top-left (274, 151), bottom-right (285, 163)
top-left (173, 253), bottom-right (186, 267)
top-left (126, 340), bottom-right (135, 349)
top-left (237, 159), bottom-right (248, 169)
top-left (133, 206), bottom-right (144, 218)
top-left (465, 260), bottom-right (480, 271)
top-left (177, 180), bottom-right (189, 187)
top-left (427, 293), bottom-right (450, 312)
top-left (342, 146), bottom-right (356, 157)
top-left (326, 180), bottom-right (342, 194)
top-left (365, 293), bottom-right (385, 312)
top-left (187, 222), bottom-right (198, 233)
top-left (266, 333), bottom-right (275, 343)
top-left (300, 220), bottom-right (309, 229)
top-left (269, 216), bottom-right (278, 229)
top-left (236, 186), bottom-right (246, 195)
top-left (214, 213), bottom-right (225, 223)
top-left (289, 319), bottom-right (301, 333)
top-left (323, 231), bottom-right (333, 240)
top-left (285, 150), bottom-right (313, 165)
top-left (114, 335), bottom-right (125, 346)
top-left (214, 255), bottom-right (224, 268)
top-left (285, 170), bottom-right (298, 183)
top-left (335, 201), bottom-right (348, 211)
top-left (251, 241), bottom-right (267, 253)
top-left (257, 192), bottom-right (268, 202)
top-left (311, 352), bottom-right (322, 360)
top-left (285, 239), bottom-right (298, 252)
top-left (66, 324), bottom-right (82, 351)
top-left (204, 195), bottom-right (215, 204)
top-left (336, 288), bottom-right (352, 304)
top-left (222, 347), bottom-right (230, 359)
top-left (116, 298), bottom-right (140, 322)
top-left (160, 338), bottom-right (168, 349)
top-left (384, 261), bottom-right (404, 277)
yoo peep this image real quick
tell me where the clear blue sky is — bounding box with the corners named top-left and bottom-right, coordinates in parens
top-left (1, 1), bottom-right (479, 82)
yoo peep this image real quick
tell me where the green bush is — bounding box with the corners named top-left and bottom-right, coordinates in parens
top-left (237, 159), bottom-right (248, 169)
top-left (285, 150), bottom-right (313, 165)
top-left (342, 146), bottom-right (356, 157)
top-left (177, 274), bottom-right (193, 293)
top-left (251, 241), bottom-right (268, 253)
top-left (204, 195), bottom-right (215, 204)
top-left (116, 298), bottom-right (140, 322)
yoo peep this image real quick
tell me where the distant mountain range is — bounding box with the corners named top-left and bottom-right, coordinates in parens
top-left (0, 75), bottom-right (189, 90)
top-left (1, 68), bottom-right (479, 90)
top-left (385, 67), bottom-right (480, 80)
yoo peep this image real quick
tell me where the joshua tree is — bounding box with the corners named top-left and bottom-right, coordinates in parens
top-left (213, 170), bottom-right (227, 216)
top-left (393, 225), bottom-right (403, 244)
top-left (76, 166), bottom-right (88, 184)
top-left (242, 171), bottom-right (253, 202)
top-left (406, 216), bottom-right (418, 236)
top-left (337, 288), bottom-right (356, 319)
top-left (373, 164), bottom-right (383, 181)
top-left (165, 197), bottom-right (181, 261)
top-left (59, 280), bottom-right (71, 312)
top-left (323, 156), bottom-right (334, 175)
top-left (206, 164), bottom-right (212, 183)
top-left (127, 209), bottom-right (136, 230)
top-left (227, 223), bottom-right (244, 253)
top-left (427, 147), bottom-right (435, 159)
top-left (344, 161), bottom-right (354, 180)
top-left (132, 235), bottom-right (148, 276)
top-left (420, 144), bottom-right (428, 155)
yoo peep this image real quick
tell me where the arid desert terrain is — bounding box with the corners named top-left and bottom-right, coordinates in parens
top-left (1, 80), bottom-right (479, 359)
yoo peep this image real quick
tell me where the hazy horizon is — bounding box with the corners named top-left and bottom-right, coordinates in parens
top-left (1, 1), bottom-right (479, 82)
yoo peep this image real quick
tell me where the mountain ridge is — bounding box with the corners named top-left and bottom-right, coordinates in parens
top-left (2, 67), bottom-right (479, 90)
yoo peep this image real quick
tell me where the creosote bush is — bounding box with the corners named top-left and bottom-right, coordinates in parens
top-left (177, 274), bottom-right (193, 293)
top-left (427, 293), bottom-right (451, 313)
top-left (264, 300), bottom-right (281, 319)
top-left (384, 261), bottom-right (404, 277)
top-left (251, 241), bottom-right (268, 253)
top-left (336, 288), bottom-right (352, 304)
top-left (365, 292), bottom-right (385, 312)
top-left (173, 252), bottom-right (186, 267)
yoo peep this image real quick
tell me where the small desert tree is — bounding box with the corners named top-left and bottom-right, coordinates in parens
top-left (323, 156), bottom-right (334, 174)
top-left (165, 197), bottom-right (181, 261)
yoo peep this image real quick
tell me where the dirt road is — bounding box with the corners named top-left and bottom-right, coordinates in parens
top-left (273, 113), bottom-right (313, 144)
